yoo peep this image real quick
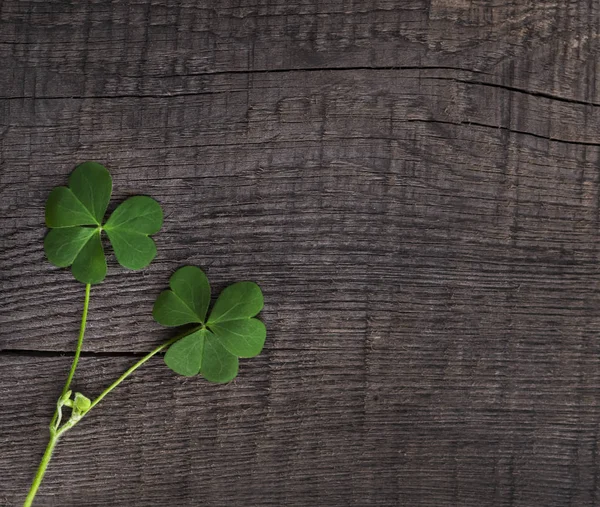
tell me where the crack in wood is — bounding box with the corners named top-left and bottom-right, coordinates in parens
top-left (0, 348), bottom-right (151, 358)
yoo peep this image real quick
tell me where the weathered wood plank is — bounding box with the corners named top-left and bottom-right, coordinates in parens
top-left (1, 351), bottom-right (599, 506)
top-left (2, 0), bottom-right (600, 505)
top-left (2, 70), bottom-right (600, 353)
top-left (0, 0), bottom-right (598, 104)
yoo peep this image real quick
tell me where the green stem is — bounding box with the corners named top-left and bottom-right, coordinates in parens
top-left (25, 284), bottom-right (91, 506)
top-left (87, 333), bottom-right (183, 412)
top-left (24, 326), bottom-right (191, 506)
top-left (50, 283), bottom-right (91, 429)
top-left (63, 283), bottom-right (92, 395)
top-left (23, 431), bottom-right (59, 507)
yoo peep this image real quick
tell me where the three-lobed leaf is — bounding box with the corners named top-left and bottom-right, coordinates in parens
top-left (44, 162), bottom-right (163, 284)
top-left (45, 167), bottom-right (264, 382)
top-left (154, 267), bottom-right (265, 383)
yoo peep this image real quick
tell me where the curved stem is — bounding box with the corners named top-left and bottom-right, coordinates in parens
top-left (23, 431), bottom-right (59, 507)
top-left (49, 332), bottom-right (186, 438)
top-left (50, 283), bottom-right (91, 429)
top-left (26, 284), bottom-right (91, 506)
top-left (63, 283), bottom-right (92, 395)
top-left (24, 326), bottom-right (191, 506)
top-left (87, 332), bottom-right (186, 412)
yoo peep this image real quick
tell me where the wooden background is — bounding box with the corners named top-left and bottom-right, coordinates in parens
top-left (1, 1), bottom-right (600, 505)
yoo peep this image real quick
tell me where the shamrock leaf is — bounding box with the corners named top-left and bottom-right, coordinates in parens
top-left (44, 162), bottom-right (163, 284)
top-left (154, 266), bottom-right (265, 383)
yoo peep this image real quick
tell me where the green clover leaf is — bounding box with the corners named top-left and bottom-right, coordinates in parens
top-left (44, 162), bottom-right (163, 284)
top-left (153, 266), bottom-right (266, 383)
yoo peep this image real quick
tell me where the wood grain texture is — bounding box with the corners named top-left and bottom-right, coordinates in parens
top-left (1, 0), bottom-right (600, 505)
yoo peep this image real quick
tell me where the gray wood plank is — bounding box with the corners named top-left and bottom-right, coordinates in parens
top-left (2, 350), bottom-right (599, 506)
top-left (0, 1), bottom-right (598, 103)
top-left (1, 0), bottom-right (600, 505)
top-left (2, 70), bottom-right (600, 353)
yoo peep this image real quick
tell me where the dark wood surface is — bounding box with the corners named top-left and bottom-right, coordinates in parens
top-left (1, 1), bottom-right (600, 505)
